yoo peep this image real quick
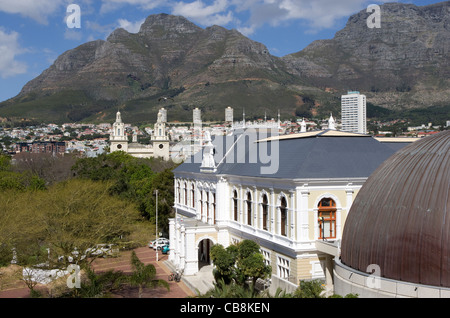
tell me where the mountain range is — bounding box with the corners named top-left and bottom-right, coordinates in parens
top-left (0, 1), bottom-right (449, 124)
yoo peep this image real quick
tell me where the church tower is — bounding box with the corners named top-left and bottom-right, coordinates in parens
top-left (152, 110), bottom-right (170, 160)
top-left (110, 111), bottom-right (128, 152)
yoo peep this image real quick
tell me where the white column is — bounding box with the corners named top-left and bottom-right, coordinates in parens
top-left (175, 222), bottom-right (181, 268)
top-left (253, 186), bottom-right (257, 228)
top-left (184, 229), bottom-right (198, 275)
top-left (168, 218), bottom-right (176, 263)
top-left (297, 188), bottom-right (310, 241)
top-left (180, 225), bottom-right (186, 271)
top-left (216, 178), bottom-right (228, 224)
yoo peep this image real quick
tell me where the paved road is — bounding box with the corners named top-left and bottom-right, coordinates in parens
top-left (0, 247), bottom-right (195, 298)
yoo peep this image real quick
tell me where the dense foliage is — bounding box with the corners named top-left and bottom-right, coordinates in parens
top-left (72, 151), bottom-right (178, 233)
top-left (209, 240), bottom-right (271, 297)
top-left (0, 152), bottom-right (177, 269)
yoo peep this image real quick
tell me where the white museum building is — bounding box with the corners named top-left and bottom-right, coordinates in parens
top-left (168, 123), bottom-right (410, 293)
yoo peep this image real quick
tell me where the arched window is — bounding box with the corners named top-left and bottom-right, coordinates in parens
top-left (233, 190), bottom-right (238, 221)
top-left (262, 194), bottom-right (268, 231)
top-left (246, 192), bottom-right (252, 225)
top-left (318, 198), bottom-right (337, 240)
top-left (280, 197), bottom-right (287, 237)
top-left (191, 184), bottom-right (195, 208)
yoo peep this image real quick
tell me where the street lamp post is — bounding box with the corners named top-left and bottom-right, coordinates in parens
top-left (155, 189), bottom-right (158, 262)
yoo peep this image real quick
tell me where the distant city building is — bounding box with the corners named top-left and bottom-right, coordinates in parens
top-left (193, 108), bottom-right (202, 125)
top-left (341, 91), bottom-right (367, 134)
top-left (15, 141), bottom-right (66, 155)
top-left (109, 110), bottom-right (170, 160)
top-left (225, 107), bottom-right (233, 122)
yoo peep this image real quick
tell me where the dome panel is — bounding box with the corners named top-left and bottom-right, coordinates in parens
top-left (340, 131), bottom-right (450, 287)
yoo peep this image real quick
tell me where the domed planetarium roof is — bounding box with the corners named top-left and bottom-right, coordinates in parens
top-left (340, 130), bottom-right (450, 288)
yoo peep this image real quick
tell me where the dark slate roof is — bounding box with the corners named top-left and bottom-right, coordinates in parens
top-left (174, 129), bottom-right (403, 179)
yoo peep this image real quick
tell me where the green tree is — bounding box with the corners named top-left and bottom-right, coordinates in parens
top-left (61, 267), bottom-right (128, 298)
top-left (235, 240), bottom-right (271, 289)
top-left (140, 168), bottom-right (174, 232)
top-left (40, 179), bottom-right (140, 269)
top-left (0, 179), bottom-right (140, 270)
top-left (0, 154), bottom-right (46, 191)
top-left (294, 279), bottom-right (325, 298)
top-left (72, 152), bottom-right (177, 233)
top-left (209, 240), bottom-right (271, 296)
top-left (210, 244), bottom-right (238, 284)
top-left (129, 250), bottom-right (169, 298)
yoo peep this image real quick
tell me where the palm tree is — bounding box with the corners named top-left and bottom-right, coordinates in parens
top-left (129, 250), bottom-right (169, 298)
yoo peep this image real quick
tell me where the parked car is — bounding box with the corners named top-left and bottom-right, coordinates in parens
top-left (161, 245), bottom-right (170, 254)
top-left (148, 238), bottom-right (170, 250)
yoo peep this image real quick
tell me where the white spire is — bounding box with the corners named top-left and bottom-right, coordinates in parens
top-left (116, 110), bottom-right (122, 123)
top-left (328, 113), bottom-right (336, 130)
top-left (301, 118), bottom-right (307, 132)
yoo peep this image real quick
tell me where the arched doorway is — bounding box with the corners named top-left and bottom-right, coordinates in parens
top-left (198, 238), bottom-right (214, 270)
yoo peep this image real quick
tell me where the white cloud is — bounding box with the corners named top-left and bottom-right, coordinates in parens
top-left (118, 18), bottom-right (145, 33)
top-left (231, 0), bottom-right (390, 34)
top-left (0, 0), bottom-right (65, 24)
top-left (0, 29), bottom-right (27, 78)
top-left (171, 0), bottom-right (234, 26)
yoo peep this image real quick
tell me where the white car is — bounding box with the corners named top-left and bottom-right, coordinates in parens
top-left (149, 238), bottom-right (170, 250)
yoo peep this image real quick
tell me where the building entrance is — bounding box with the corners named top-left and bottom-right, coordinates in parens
top-left (198, 238), bottom-right (214, 270)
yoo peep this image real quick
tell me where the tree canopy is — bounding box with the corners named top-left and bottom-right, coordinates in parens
top-left (210, 240), bottom-right (271, 294)
top-left (0, 178), bottom-right (140, 269)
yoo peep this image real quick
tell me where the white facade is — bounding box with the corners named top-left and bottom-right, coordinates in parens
top-left (225, 107), bottom-right (233, 122)
top-left (170, 172), bottom-right (364, 293)
top-left (168, 128), bottom-right (407, 294)
top-left (193, 108), bottom-right (202, 125)
top-left (110, 110), bottom-right (169, 160)
top-left (341, 91), bottom-right (367, 134)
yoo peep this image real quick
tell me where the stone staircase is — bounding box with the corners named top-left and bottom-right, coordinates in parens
top-left (164, 261), bottom-right (215, 296)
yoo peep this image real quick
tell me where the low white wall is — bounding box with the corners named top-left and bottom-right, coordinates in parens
top-left (334, 259), bottom-right (450, 298)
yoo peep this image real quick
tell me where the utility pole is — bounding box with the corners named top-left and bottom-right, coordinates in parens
top-left (155, 189), bottom-right (158, 262)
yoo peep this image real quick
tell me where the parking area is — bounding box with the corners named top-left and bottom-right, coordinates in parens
top-left (0, 246), bottom-right (195, 298)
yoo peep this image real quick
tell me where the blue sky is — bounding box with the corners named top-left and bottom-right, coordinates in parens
top-left (0, 0), bottom-right (441, 103)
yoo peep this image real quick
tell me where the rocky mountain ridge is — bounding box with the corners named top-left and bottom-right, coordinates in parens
top-left (1, 2), bottom-right (449, 124)
top-left (283, 1), bottom-right (450, 109)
